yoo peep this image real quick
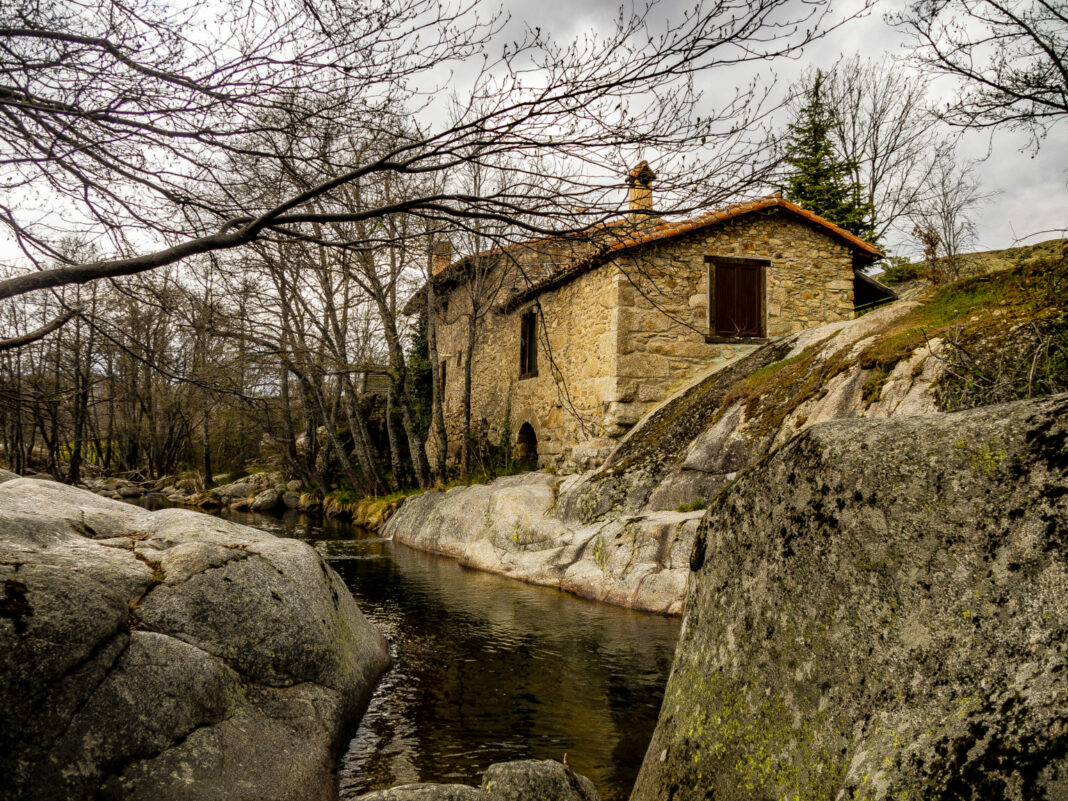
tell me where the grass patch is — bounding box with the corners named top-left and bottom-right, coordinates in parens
top-left (855, 271), bottom-right (1005, 372)
top-left (677, 500), bottom-right (708, 513)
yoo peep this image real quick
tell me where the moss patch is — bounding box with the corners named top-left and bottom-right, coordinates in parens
top-left (714, 252), bottom-right (1068, 434)
top-left (677, 500), bottom-right (708, 513)
top-left (323, 488), bottom-right (422, 529)
top-left (666, 667), bottom-right (846, 801)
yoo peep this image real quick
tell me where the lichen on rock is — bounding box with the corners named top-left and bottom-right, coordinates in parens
top-left (630, 393), bottom-right (1068, 801)
top-left (0, 478), bottom-right (390, 801)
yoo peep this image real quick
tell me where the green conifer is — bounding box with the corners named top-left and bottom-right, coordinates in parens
top-left (783, 71), bottom-right (875, 240)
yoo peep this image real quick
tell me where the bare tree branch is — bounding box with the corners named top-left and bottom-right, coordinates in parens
top-left (0, 306), bottom-right (78, 352)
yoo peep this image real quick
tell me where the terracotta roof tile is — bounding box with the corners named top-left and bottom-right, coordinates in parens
top-left (405, 195), bottom-right (883, 315)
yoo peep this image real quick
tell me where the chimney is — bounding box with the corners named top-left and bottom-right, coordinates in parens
top-left (431, 240), bottom-right (452, 276)
top-left (626, 161), bottom-right (656, 218)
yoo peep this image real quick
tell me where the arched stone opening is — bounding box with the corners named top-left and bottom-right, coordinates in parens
top-left (516, 422), bottom-right (538, 466)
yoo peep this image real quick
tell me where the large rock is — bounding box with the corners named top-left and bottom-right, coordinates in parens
top-left (250, 488), bottom-right (281, 512)
top-left (631, 394), bottom-right (1068, 801)
top-left (210, 481), bottom-right (255, 501)
top-left (354, 760), bottom-right (599, 801)
top-left (558, 302), bottom-right (946, 522)
top-left (0, 479), bottom-right (389, 801)
top-left (382, 473), bottom-right (699, 614)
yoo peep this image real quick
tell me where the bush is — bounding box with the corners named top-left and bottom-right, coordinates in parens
top-left (879, 258), bottom-right (922, 286)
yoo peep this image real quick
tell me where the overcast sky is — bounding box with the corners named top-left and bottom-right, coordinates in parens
top-left (1, 0), bottom-right (1063, 268)
top-left (492, 0), bottom-right (1068, 257)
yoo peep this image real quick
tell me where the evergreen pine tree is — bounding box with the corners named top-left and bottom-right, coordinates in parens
top-left (783, 72), bottom-right (875, 240)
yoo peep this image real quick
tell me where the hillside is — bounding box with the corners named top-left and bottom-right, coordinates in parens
top-left (877, 237), bottom-right (1066, 299)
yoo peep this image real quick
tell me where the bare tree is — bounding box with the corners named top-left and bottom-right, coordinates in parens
top-left (893, 0), bottom-right (1068, 146)
top-left (909, 152), bottom-right (994, 281)
top-left (424, 239), bottom-right (450, 483)
top-left (788, 56), bottom-right (952, 244)
top-left (0, 0), bottom-right (865, 341)
top-left (445, 160), bottom-right (524, 473)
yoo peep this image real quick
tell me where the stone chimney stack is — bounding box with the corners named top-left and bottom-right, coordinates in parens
top-left (431, 240), bottom-right (452, 276)
top-left (626, 161), bottom-right (656, 218)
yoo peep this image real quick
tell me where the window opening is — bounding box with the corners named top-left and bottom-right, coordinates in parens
top-left (519, 310), bottom-right (538, 378)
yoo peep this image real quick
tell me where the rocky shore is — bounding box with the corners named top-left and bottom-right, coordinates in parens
top-left (82, 469), bottom-right (313, 514)
top-left (382, 472), bottom-right (700, 615)
top-left (80, 470), bottom-right (407, 530)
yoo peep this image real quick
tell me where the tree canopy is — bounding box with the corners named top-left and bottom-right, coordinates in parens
top-left (0, 0), bottom-right (857, 322)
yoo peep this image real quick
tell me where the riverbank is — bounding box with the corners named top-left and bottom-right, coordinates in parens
top-left (80, 470), bottom-right (411, 530)
top-left (382, 472), bottom-right (700, 616)
top-left (130, 493), bottom-right (679, 801)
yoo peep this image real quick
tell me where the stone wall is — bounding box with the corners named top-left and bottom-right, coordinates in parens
top-left (435, 258), bottom-right (618, 467)
top-left (432, 208), bottom-right (856, 470)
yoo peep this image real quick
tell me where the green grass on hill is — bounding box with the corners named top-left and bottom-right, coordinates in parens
top-left (879, 238), bottom-right (1065, 286)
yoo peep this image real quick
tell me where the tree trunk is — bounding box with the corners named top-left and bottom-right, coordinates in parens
top-left (201, 402), bottom-right (213, 486)
top-left (426, 290), bottom-right (448, 483)
top-left (460, 313), bottom-right (477, 474)
top-left (340, 372), bottom-right (386, 494)
top-left (372, 294), bottom-right (431, 488)
top-left (384, 385), bottom-right (408, 488)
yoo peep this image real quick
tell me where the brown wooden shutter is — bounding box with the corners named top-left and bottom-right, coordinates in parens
top-left (712, 259), bottom-right (764, 336)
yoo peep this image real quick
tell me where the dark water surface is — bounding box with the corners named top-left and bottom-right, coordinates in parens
top-left (155, 503), bottom-right (680, 801)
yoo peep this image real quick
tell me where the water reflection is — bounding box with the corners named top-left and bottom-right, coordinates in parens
top-left (138, 502), bottom-right (679, 801)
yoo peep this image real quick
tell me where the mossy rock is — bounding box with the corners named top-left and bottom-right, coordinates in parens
top-left (632, 394), bottom-right (1068, 801)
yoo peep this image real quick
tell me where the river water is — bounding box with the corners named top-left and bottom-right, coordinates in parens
top-left (168, 506), bottom-right (680, 801)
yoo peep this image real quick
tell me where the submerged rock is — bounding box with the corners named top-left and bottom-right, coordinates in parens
top-left (0, 478), bottom-right (389, 801)
top-left (355, 760), bottom-right (599, 801)
top-left (631, 393), bottom-right (1068, 801)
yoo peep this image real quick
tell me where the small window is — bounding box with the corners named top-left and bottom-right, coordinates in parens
top-left (706, 256), bottom-right (767, 338)
top-left (439, 360), bottom-right (447, 401)
top-left (519, 310), bottom-right (538, 379)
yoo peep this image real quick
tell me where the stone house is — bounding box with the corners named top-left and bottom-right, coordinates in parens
top-left (412, 164), bottom-right (889, 470)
